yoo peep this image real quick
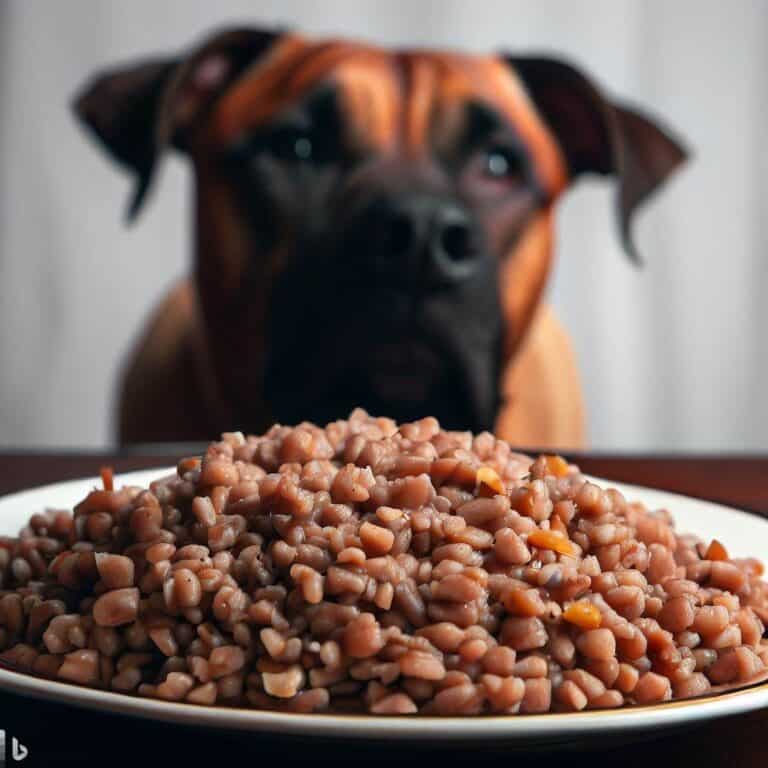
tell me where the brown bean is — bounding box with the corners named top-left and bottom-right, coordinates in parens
top-left (343, 613), bottom-right (384, 659)
top-left (370, 693), bottom-right (418, 714)
top-left (457, 496), bottom-right (510, 526)
top-left (359, 522), bottom-right (395, 556)
top-left (674, 672), bottom-right (711, 699)
top-left (481, 645), bottom-right (516, 676)
top-left (605, 586), bottom-right (645, 620)
top-left (576, 629), bottom-right (616, 661)
top-left (494, 528), bottom-right (531, 565)
top-left (430, 683), bottom-right (484, 715)
top-left (399, 650), bottom-right (446, 681)
top-left (95, 554), bottom-right (135, 589)
top-left (658, 596), bottom-right (695, 633)
top-left (556, 679), bottom-right (588, 711)
top-left (192, 496), bottom-right (217, 527)
top-left (482, 674), bottom-right (525, 711)
top-left (187, 682), bottom-right (218, 705)
top-left (512, 656), bottom-right (548, 679)
top-left (520, 677), bottom-right (552, 713)
top-left (290, 565), bottom-right (324, 605)
top-left (200, 460), bottom-right (238, 488)
top-left (585, 657), bottom-right (620, 687)
top-left (708, 646), bottom-right (764, 683)
top-left (130, 505), bottom-right (162, 542)
top-left (208, 645), bottom-right (246, 679)
top-left (563, 669), bottom-right (606, 700)
top-left (149, 627), bottom-right (178, 657)
top-left (262, 664), bottom-right (305, 698)
top-left (111, 667), bottom-right (142, 692)
top-left (58, 649), bottom-right (99, 685)
top-left (93, 588), bottom-right (139, 627)
top-left (708, 625), bottom-right (742, 649)
top-left (156, 672), bottom-right (195, 701)
top-left (646, 544), bottom-right (677, 585)
top-left (432, 574), bottom-right (483, 603)
top-left (710, 562), bottom-right (746, 594)
top-left (615, 663), bottom-right (639, 693)
top-left (164, 569), bottom-right (202, 610)
top-left (633, 671), bottom-right (672, 703)
top-left (500, 617), bottom-right (547, 651)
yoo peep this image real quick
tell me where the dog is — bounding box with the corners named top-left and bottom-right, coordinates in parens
top-left (74, 28), bottom-right (686, 447)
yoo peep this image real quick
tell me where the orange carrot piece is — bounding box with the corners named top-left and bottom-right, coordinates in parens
top-left (705, 539), bottom-right (728, 561)
top-left (563, 600), bottom-right (602, 629)
top-left (476, 467), bottom-right (505, 498)
top-left (544, 455), bottom-right (570, 478)
top-left (527, 529), bottom-right (576, 557)
top-left (515, 489), bottom-right (536, 517)
top-left (100, 466), bottom-right (114, 492)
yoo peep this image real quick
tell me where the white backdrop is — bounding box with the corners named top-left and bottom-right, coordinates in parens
top-left (1, 0), bottom-right (766, 450)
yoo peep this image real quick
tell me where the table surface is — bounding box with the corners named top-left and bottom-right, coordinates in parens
top-left (0, 451), bottom-right (766, 767)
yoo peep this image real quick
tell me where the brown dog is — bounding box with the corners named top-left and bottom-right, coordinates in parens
top-left (74, 28), bottom-right (686, 447)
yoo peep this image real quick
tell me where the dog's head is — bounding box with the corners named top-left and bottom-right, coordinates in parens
top-left (75, 28), bottom-right (686, 433)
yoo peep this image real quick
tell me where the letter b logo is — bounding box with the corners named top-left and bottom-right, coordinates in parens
top-left (11, 737), bottom-right (27, 762)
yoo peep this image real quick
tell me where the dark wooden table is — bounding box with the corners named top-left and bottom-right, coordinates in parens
top-left (0, 451), bottom-right (766, 767)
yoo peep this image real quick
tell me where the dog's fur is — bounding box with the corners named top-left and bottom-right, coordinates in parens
top-left (74, 29), bottom-right (686, 447)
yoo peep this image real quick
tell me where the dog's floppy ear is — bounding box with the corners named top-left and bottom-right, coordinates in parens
top-left (74, 28), bottom-right (281, 219)
top-left (507, 56), bottom-right (688, 262)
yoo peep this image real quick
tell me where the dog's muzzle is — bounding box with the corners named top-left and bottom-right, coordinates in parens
top-left (351, 192), bottom-right (481, 291)
top-left (261, 186), bottom-right (501, 432)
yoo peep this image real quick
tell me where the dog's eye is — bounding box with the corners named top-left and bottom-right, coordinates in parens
top-left (483, 146), bottom-right (523, 179)
top-left (293, 136), bottom-right (313, 161)
top-left (269, 128), bottom-right (315, 163)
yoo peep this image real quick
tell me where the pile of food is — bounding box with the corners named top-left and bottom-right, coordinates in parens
top-left (0, 410), bottom-right (766, 715)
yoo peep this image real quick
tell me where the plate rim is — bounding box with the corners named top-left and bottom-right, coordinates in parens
top-left (0, 663), bottom-right (766, 739)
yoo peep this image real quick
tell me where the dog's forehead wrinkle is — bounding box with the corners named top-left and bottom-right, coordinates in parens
top-left (217, 43), bottom-right (518, 164)
top-left (276, 47), bottom-right (488, 156)
top-left (210, 37), bottom-right (567, 199)
top-left (261, 83), bottom-right (340, 126)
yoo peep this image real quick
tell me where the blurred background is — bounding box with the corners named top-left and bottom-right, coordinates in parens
top-left (0, 0), bottom-right (765, 451)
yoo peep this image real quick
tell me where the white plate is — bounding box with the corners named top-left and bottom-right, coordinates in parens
top-left (0, 467), bottom-right (766, 743)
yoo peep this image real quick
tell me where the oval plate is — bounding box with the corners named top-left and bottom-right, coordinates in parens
top-left (0, 468), bottom-right (766, 743)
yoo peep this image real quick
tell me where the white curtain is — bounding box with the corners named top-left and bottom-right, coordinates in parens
top-left (1, 0), bottom-right (766, 450)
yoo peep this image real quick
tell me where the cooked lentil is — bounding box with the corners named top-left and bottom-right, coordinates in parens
top-left (0, 410), bottom-right (766, 714)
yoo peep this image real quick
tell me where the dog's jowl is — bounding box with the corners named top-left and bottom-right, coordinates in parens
top-left (74, 29), bottom-right (687, 447)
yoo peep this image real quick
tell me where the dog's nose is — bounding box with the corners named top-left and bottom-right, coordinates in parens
top-left (367, 195), bottom-right (479, 288)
